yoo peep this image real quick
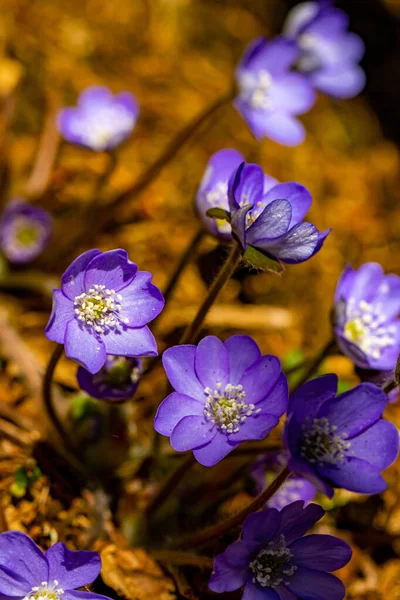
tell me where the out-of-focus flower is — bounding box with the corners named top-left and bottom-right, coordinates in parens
top-left (0, 200), bottom-right (52, 263)
top-left (284, 374), bottom-right (399, 497)
top-left (77, 355), bottom-right (141, 402)
top-left (209, 500), bottom-right (351, 599)
top-left (0, 530), bottom-right (110, 600)
top-left (251, 451), bottom-right (316, 510)
top-left (154, 335), bottom-right (288, 466)
top-left (234, 36), bottom-right (316, 145)
top-left (334, 263), bottom-right (400, 371)
top-left (284, 1), bottom-right (366, 99)
top-left (196, 149), bottom-right (278, 240)
top-left (57, 86), bottom-right (139, 151)
top-left (46, 249), bottom-right (164, 374)
top-left (228, 162), bottom-right (330, 264)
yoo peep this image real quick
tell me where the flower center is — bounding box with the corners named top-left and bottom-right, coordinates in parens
top-left (70, 105), bottom-right (135, 150)
top-left (297, 34), bottom-right (321, 72)
top-left (203, 382), bottom-right (260, 434)
top-left (343, 298), bottom-right (396, 361)
top-left (238, 69), bottom-right (274, 111)
top-left (250, 535), bottom-right (297, 588)
top-left (10, 216), bottom-right (43, 249)
top-left (24, 581), bottom-right (64, 600)
top-left (74, 285), bottom-right (129, 334)
top-left (301, 417), bottom-right (351, 466)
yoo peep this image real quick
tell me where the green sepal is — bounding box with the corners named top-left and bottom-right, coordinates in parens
top-left (206, 208), bottom-right (231, 222)
top-left (243, 246), bottom-right (284, 274)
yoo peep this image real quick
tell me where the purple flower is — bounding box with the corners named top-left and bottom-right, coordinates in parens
top-left (356, 368), bottom-right (399, 403)
top-left (196, 148), bottom-right (278, 240)
top-left (0, 200), bottom-right (52, 263)
top-left (209, 500), bottom-right (351, 600)
top-left (0, 530), bottom-right (110, 600)
top-left (228, 162), bottom-right (330, 264)
top-left (334, 263), bottom-right (400, 371)
top-left (284, 374), bottom-right (399, 497)
top-left (45, 249), bottom-right (164, 374)
top-left (234, 36), bottom-right (316, 145)
top-left (77, 355), bottom-right (141, 402)
top-left (284, 1), bottom-right (365, 99)
top-left (251, 451), bottom-right (316, 511)
top-left (154, 335), bottom-right (288, 466)
top-left (57, 86), bottom-right (139, 151)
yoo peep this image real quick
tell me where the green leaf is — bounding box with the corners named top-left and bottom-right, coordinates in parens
top-left (14, 467), bottom-right (28, 487)
top-left (243, 246), bottom-right (284, 273)
top-left (205, 208), bottom-right (231, 222)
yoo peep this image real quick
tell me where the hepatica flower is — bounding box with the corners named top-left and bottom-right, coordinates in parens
top-left (334, 262), bottom-right (400, 371)
top-left (46, 249), bottom-right (164, 374)
top-left (234, 36), bottom-right (316, 145)
top-left (209, 500), bottom-right (351, 600)
top-left (154, 335), bottom-right (288, 466)
top-left (0, 200), bottom-right (52, 263)
top-left (0, 530), bottom-right (109, 600)
top-left (284, 1), bottom-right (365, 99)
top-left (196, 148), bottom-right (278, 240)
top-left (57, 86), bottom-right (139, 151)
top-left (228, 162), bottom-right (330, 264)
top-left (284, 374), bottom-right (399, 497)
top-left (77, 355), bottom-right (141, 402)
top-left (251, 451), bottom-right (316, 511)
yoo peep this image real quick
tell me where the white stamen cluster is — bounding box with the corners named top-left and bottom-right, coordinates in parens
top-left (297, 34), bottom-right (321, 72)
top-left (301, 417), bottom-right (351, 466)
top-left (206, 181), bottom-right (228, 207)
top-left (238, 69), bottom-right (274, 111)
top-left (23, 581), bottom-right (64, 600)
top-left (250, 535), bottom-right (297, 588)
top-left (343, 297), bottom-right (396, 360)
top-left (274, 479), bottom-right (308, 508)
top-left (69, 105), bottom-right (135, 151)
top-left (244, 200), bottom-right (267, 227)
top-left (203, 382), bottom-right (260, 434)
top-left (74, 284), bottom-right (128, 334)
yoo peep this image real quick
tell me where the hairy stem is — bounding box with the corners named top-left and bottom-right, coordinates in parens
top-left (146, 454), bottom-right (195, 519)
top-left (171, 466), bottom-right (291, 549)
top-left (179, 242), bottom-right (242, 345)
top-left (42, 344), bottom-right (75, 454)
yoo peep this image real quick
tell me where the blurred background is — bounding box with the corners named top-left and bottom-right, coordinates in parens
top-left (0, 0), bottom-right (400, 598)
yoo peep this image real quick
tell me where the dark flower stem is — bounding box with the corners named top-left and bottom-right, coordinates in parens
top-left (179, 241), bottom-right (243, 345)
top-left (171, 466), bottom-right (291, 549)
top-left (383, 379), bottom-right (397, 395)
top-left (153, 226), bottom-right (205, 330)
top-left (152, 550), bottom-right (213, 569)
top-left (289, 338), bottom-right (337, 394)
top-left (146, 454), bottom-right (196, 519)
top-left (42, 344), bottom-right (75, 454)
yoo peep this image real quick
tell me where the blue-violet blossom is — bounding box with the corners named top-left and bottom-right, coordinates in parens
top-left (251, 451), bottom-right (316, 511)
top-left (284, 374), bottom-right (399, 497)
top-left (228, 162), bottom-right (330, 263)
top-left (234, 36), bottom-right (316, 145)
top-left (209, 500), bottom-right (351, 600)
top-left (196, 148), bottom-right (278, 239)
top-left (0, 530), bottom-right (110, 600)
top-left (334, 262), bottom-right (400, 371)
top-left (0, 200), bottom-right (52, 263)
top-left (284, 1), bottom-right (365, 99)
top-left (77, 355), bottom-right (141, 402)
top-left (154, 335), bottom-right (288, 466)
top-left (57, 86), bottom-right (139, 151)
top-left (46, 249), bottom-right (164, 374)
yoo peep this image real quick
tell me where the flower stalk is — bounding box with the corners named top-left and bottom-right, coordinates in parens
top-left (179, 241), bottom-right (242, 345)
top-left (171, 466), bottom-right (291, 549)
top-left (42, 343), bottom-right (75, 453)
